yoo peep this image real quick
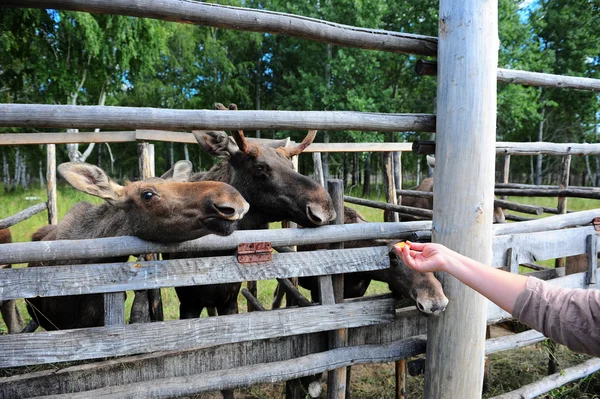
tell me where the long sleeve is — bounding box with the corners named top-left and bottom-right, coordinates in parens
top-left (512, 277), bottom-right (600, 357)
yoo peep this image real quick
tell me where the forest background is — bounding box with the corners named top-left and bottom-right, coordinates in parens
top-left (1, 0), bottom-right (599, 194)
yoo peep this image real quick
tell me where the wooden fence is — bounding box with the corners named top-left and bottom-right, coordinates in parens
top-left (2, 0), bottom-right (600, 398)
top-left (0, 205), bottom-right (599, 397)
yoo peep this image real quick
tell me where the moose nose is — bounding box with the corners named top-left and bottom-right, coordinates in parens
top-left (306, 202), bottom-right (336, 226)
top-left (213, 198), bottom-right (249, 221)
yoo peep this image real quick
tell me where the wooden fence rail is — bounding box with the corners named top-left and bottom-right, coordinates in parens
top-left (0, 247), bottom-right (389, 300)
top-left (0, 298), bottom-right (396, 368)
top-left (1, 0), bottom-right (438, 57)
top-left (0, 221), bottom-right (432, 264)
top-left (0, 104), bottom-right (436, 132)
top-left (1, 209), bottom-right (598, 266)
top-left (0, 202), bottom-right (47, 229)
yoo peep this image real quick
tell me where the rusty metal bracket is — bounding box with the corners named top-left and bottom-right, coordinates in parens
top-left (237, 242), bottom-right (272, 263)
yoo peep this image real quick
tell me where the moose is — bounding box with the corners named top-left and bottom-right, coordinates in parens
top-left (26, 161), bottom-right (249, 331)
top-left (294, 206), bottom-right (448, 315)
top-left (0, 228), bottom-right (24, 334)
top-left (166, 103), bottom-right (336, 321)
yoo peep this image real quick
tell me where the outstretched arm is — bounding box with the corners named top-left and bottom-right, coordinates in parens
top-left (395, 241), bottom-right (527, 314)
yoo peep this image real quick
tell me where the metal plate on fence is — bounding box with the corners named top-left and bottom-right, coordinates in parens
top-left (237, 242), bottom-right (272, 263)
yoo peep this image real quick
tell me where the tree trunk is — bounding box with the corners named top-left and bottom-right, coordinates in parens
top-left (352, 153), bottom-right (358, 188)
top-left (21, 154), bottom-right (28, 190)
top-left (416, 157), bottom-right (421, 186)
top-left (255, 53), bottom-right (262, 139)
top-left (2, 149), bottom-right (10, 193)
top-left (184, 144), bottom-right (190, 162)
top-left (322, 132), bottom-right (330, 187)
top-left (169, 142), bottom-right (175, 169)
top-left (530, 154), bottom-right (535, 185)
top-left (12, 148), bottom-right (21, 192)
top-left (535, 108), bottom-right (545, 186)
top-left (584, 152), bottom-right (593, 186)
top-left (343, 152), bottom-right (348, 187)
top-left (38, 160), bottom-right (45, 189)
top-left (97, 143), bottom-right (103, 170)
top-left (362, 152), bottom-right (371, 197)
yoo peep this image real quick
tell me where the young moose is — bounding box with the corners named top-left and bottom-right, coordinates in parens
top-left (26, 161), bottom-right (249, 331)
top-left (165, 104), bottom-right (336, 320)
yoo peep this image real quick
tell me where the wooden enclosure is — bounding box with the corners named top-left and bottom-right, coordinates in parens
top-left (1, 0), bottom-right (600, 398)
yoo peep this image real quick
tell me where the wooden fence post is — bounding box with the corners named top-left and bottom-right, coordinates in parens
top-left (46, 144), bottom-right (57, 225)
top-left (383, 152), bottom-right (400, 222)
top-left (425, 1), bottom-right (498, 398)
top-left (322, 179), bottom-right (347, 399)
top-left (548, 154), bottom-right (571, 374)
top-left (130, 142), bottom-right (164, 324)
top-left (502, 155), bottom-right (511, 200)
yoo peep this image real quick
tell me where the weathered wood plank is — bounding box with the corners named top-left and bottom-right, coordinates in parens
top-left (0, 104), bottom-right (436, 132)
top-left (36, 338), bottom-right (426, 399)
top-left (1, 0), bottom-right (437, 57)
top-left (344, 195), bottom-right (433, 218)
top-left (304, 142), bottom-right (413, 153)
top-left (0, 131), bottom-right (136, 145)
top-left (491, 226), bottom-right (594, 267)
top-left (0, 298), bottom-right (395, 368)
top-left (489, 358), bottom-right (600, 399)
top-left (0, 307), bottom-right (426, 398)
top-left (485, 330), bottom-right (546, 355)
top-left (103, 292), bottom-right (125, 326)
top-left (0, 221), bottom-right (432, 264)
top-left (426, 0), bottom-right (498, 397)
top-left (494, 187), bottom-right (600, 199)
top-left (0, 202), bottom-right (47, 229)
top-left (493, 209), bottom-right (600, 236)
top-left (0, 247), bottom-right (389, 300)
top-left (417, 60), bottom-right (600, 93)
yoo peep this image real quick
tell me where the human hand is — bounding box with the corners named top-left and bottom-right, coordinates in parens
top-left (393, 241), bottom-right (457, 273)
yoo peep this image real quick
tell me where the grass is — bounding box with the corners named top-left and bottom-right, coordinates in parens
top-left (1, 185), bottom-right (599, 398)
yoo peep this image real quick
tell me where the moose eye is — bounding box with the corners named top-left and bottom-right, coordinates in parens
top-left (141, 191), bottom-right (155, 201)
top-left (253, 164), bottom-right (266, 174)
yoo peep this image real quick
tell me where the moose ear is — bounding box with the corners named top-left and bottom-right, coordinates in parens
top-left (58, 162), bottom-right (125, 204)
top-left (161, 160), bottom-right (193, 181)
top-left (192, 130), bottom-right (240, 159)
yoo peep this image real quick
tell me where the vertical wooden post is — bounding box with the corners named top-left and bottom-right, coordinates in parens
top-left (323, 179), bottom-right (347, 399)
top-left (557, 155), bottom-right (572, 271)
top-left (586, 234), bottom-right (597, 288)
top-left (395, 359), bottom-right (407, 399)
top-left (426, 1), bottom-right (498, 398)
top-left (46, 144), bottom-right (58, 225)
top-left (383, 152), bottom-right (400, 222)
top-left (501, 155), bottom-right (511, 200)
top-left (547, 155), bottom-right (571, 374)
top-left (103, 292), bottom-right (125, 326)
top-left (130, 142), bottom-right (164, 323)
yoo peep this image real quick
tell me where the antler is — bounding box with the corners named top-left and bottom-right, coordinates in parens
top-left (283, 130), bottom-right (318, 157)
top-left (213, 103), bottom-right (249, 154)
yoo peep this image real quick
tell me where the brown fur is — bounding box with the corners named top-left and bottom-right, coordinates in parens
top-left (0, 228), bottom-right (24, 334)
top-left (26, 162), bottom-right (248, 331)
top-left (298, 207), bottom-right (448, 315)
top-left (168, 128), bottom-right (336, 322)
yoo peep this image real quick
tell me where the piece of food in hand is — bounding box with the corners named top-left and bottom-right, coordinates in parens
top-left (394, 242), bottom-right (410, 251)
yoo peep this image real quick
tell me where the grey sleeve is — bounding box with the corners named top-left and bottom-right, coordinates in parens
top-left (512, 277), bottom-right (600, 357)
